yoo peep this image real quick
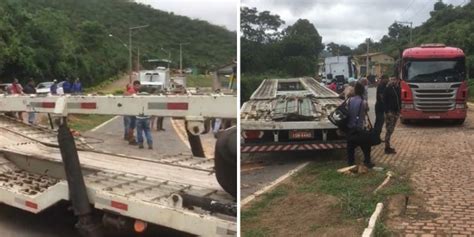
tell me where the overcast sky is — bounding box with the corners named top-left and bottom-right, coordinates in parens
top-left (242, 0), bottom-right (467, 48)
top-left (136, 0), bottom-right (238, 31)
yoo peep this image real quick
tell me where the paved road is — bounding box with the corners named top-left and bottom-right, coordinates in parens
top-left (372, 106), bottom-right (474, 235)
top-left (241, 87), bottom-right (377, 201)
top-left (0, 116), bottom-right (215, 236)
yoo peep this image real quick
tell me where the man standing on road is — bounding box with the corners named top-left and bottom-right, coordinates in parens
top-left (136, 92), bottom-right (153, 150)
top-left (383, 76), bottom-right (401, 154)
top-left (72, 78), bottom-right (82, 94)
top-left (9, 78), bottom-right (24, 120)
top-left (124, 80), bottom-right (141, 145)
top-left (374, 75), bottom-right (389, 138)
top-left (23, 79), bottom-right (37, 124)
top-left (50, 80), bottom-right (58, 95)
top-left (62, 78), bottom-right (72, 94)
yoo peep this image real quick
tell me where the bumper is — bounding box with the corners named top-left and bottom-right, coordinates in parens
top-left (241, 141), bottom-right (346, 153)
top-left (400, 108), bottom-right (467, 120)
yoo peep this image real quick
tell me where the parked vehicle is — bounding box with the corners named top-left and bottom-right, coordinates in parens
top-left (323, 56), bottom-right (357, 83)
top-left (399, 44), bottom-right (468, 124)
top-left (0, 94), bottom-right (237, 236)
top-left (240, 77), bottom-right (346, 153)
top-left (0, 83), bottom-right (12, 93)
top-left (36, 81), bottom-right (54, 94)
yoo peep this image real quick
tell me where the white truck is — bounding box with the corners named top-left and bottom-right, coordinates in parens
top-left (138, 66), bottom-right (171, 91)
top-left (323, 56), bottom-right (357, 83)
top-left (138, 59), bottom-right (186, 93)
top-left (0, 93), bottom-right (237, 236)
top-left (240, 77), bottom-right (346, 153)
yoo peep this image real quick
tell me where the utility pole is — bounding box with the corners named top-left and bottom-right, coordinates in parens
top-left (395, 21), bottom-right (413, 46)
top-left (161, 47), bottom-right (171, 69)
top-left (366, 38), bottom-right (370, 77)
top-left (137, 47), bottom-right (140, 72)
top-left (128, 25), bottom-right (149, 83)
top-left (179, 42), bottom-right (190, 74)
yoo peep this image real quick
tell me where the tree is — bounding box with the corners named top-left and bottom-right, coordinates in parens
top-left (240, 7), bottom-right (285, 43)
top-left (326, 42), bottom-right (352, 56)
top-left (280, 19), bottom-right (323, 76)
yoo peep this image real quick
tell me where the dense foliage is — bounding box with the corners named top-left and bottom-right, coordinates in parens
top-left (241, 7), bottom-right (323, 102)
top-left (0, 0), bottom-right (236, 86)
top-left (241, 7), bottom-right (323, 77)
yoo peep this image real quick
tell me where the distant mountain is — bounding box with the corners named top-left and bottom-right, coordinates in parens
top-left (0, 0), bottom-right (236, 85)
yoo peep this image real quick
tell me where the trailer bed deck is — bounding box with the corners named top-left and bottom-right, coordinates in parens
top-left (0, 118), bottom-right (235, 236)
top-left (241, 77), bottom-right (342, 127)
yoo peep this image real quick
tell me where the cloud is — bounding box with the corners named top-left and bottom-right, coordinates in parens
top-left (136, 0), bottom-right (237, 31)
top-left (242, 0), bottom-right (464, 48)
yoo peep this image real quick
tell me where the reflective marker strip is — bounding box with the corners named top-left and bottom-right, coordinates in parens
top-left (31, 102), bottom-right (55, 108)
top-left (241, 143), bottom-right (347, 153)
top-left (14, 197), bottom-right (38, 209)
top-left (148, 102), bottom-right (188, 110)
top-left (67, 103), bottom-right (97, 109)
top-left (26, 201), bottom-right (38, 209)
top-left (95, 197), bottom-right (128, 211)
top-left (111, 201), bottom-right (128, 211)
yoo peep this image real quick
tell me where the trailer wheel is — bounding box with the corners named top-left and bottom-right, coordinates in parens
top-left (214, 126), bottom-right (236, 198)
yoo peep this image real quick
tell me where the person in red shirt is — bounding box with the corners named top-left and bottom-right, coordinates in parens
top-left (9, 78), bottom-right (24, 120)
top-left (327, 80), bottom-right (337, 92)
top-left (9, 78), bottom-right (23, 95)
top-left (124, 80), bottom-right (141, 145)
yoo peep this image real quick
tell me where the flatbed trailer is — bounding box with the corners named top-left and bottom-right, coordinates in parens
top-left (241, 77), bottom-right (346, 153)
top-left (0, 93), bottom-right (237, 236)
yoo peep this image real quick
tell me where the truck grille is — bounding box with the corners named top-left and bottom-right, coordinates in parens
top-left (411, 85), bottom-right (457, 112)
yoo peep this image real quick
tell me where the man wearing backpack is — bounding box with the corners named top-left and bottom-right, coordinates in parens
top-left (383, 77), bottom-right (401, 154)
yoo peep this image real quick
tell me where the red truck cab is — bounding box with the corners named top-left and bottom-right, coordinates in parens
top-left (400, 44), bottom-right (468, 124)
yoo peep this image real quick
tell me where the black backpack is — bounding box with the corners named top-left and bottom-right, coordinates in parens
top-left (328, 98), bottom-right (349, 131)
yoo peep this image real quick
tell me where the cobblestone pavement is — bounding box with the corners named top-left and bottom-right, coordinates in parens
top-left (368, 108), bottom-right (474, 236)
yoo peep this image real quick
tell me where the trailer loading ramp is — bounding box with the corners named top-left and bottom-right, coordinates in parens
top-left (0, 122), bottom-right (235, 236)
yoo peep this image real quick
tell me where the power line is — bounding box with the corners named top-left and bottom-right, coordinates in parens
top-left (400, 0), bottom-right (417, 19)
top-left (408, 1), bottom-right (432, 21)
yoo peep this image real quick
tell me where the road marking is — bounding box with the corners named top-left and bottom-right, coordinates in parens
top-left (241, 161), bottom-right (309, 207)
top-left (170, 118), bottom-right (191, 149)
top-left (90, 116), bottom-right (119, 132)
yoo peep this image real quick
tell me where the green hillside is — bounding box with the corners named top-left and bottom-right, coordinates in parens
top-left (0, 0), bottom-right (236, 86)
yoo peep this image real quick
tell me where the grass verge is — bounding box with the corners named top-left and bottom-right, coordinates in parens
top-left (68, 114), bottom-right (115, 132)
top-left (186, 74), bottom-right (213, 87)
top-left (241, 160), bottom-right (411, 237)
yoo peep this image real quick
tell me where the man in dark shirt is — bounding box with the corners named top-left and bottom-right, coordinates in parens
top-left (374, 75), bottom-right (388, 138)
top-left (383, 76), bottom-right (401, 154)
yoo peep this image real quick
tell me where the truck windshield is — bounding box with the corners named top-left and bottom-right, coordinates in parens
top-left (406, 60), bottom-right (464, 82)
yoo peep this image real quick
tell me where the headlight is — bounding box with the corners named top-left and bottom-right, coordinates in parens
top-left (455, 103), bottom-right (466, 109)
top-left (402, 103), bottom-right (414, 109)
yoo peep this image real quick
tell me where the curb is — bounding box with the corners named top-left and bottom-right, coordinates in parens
top-left (362, 202), bottom-right (384, 237)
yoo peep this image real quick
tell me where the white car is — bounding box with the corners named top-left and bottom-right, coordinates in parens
top-left (36, 82), bottom-right (54, 94)
top-left (36, 81), bottom-right (64, 94)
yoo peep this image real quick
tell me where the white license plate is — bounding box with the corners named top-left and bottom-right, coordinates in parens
top-left (289, 130), bottom-right (314, 139)
top-left (428, 115), bottom-right (440, 119)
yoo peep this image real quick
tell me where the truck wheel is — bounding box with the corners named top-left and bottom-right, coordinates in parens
top-left (214, 126), bottom-right (236, 198)
top-left (400, 118), bottom-right (410, 124)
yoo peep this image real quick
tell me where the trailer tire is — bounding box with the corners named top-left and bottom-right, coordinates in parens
top-left (214, 126), bottom-right (236, 198)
